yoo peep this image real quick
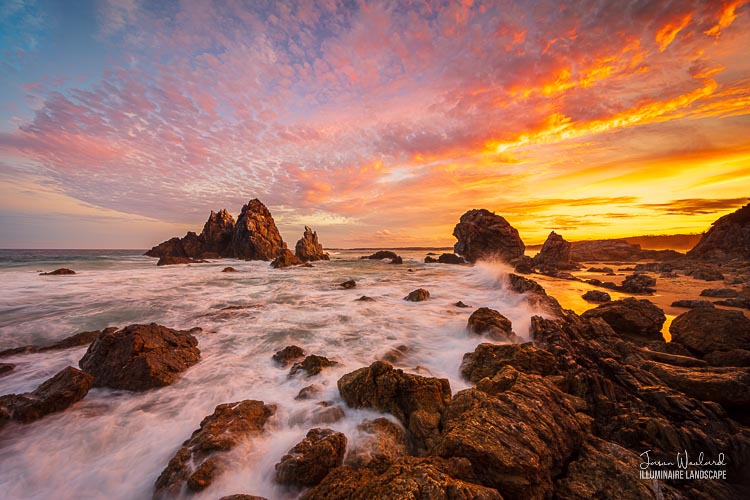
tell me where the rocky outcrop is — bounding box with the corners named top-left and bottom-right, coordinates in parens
top-left (295, 226), bottom-right (329, 262)
top-left (345, 418), bottom-right (409, 469)
top-left (404, 288), bottom-right (430, 301)
top-left (620, 273), bottom-right (656, 294)
top-left (360, 250), bottom-right (399, 260)
top-left (533, 231), bottom-right (574, 269)
top-left (39, 268), bottom-right (76, 275)
top-left (571, 239), bottom-right (682, 262)
top-left (270, 249), bottom-right (303, 268)
top-left (272, 345), bottom-right (305, 367)
top-left (0, 327), bottom-right (117, 357)
top-left (0, 367), bottom-right (93, 428)
top-left (337, 361), bottom-right (451, 453)
top-left (460, 343), bottom-right (559, 382)
top-left (671, 299), bottom-right (715, 309)
top-left (275, 428), bottom-right (347, 487)
top-left (231, 199), bottom-right (286, 260)
top-left (153, 400), bottom-right (276, 497)
top-left (339, 279), bottom-right (356, 289)
top-left (79, 323), bottom-right (201, 391)
top-left (466, 307), bottom-right (520, 342)
top-left (438, 253), bottom-right (465, 264)
top-left (147, 210), bottom-right (236, 260)
top-left (701, 288), bottom-right (739, 298)
top-left (582, 290), bottom-right (611, 302)
top-left (669, 308), bottom-right (750, 356)
top-left (581, 298), bottom-right (665, 340)
top-left (688, 203), bottom-right (750, 260)
top-left (289, 355), bottom-right (337, 378)
top-left (452, 209), bottom-right (525, 263)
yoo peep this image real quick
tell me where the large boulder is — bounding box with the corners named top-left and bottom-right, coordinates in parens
top-left (231, 199), bottom-right (287, 260)
top-left (0, 367), bottom-right (93, 427)
top-left (533, 231), bottom-right (574, 269)
top-left (460, 343), bottom-right (559, 382)
top-left (581, 298), bottom-right (665, 340)
top-left (302, 457), bottom-right (502, 499)
top-left (154, 400), bottom-right (276, 497)
top-left (466, 307), bottom-right (520, 342)
top-left (295, 226), bottom-right (329, 262)
top-left (79, 323), bottom-right (201, 391)
top-left (688, 203), bottom-right (750, 260)
top-left (670, 308), bottom-right (750, 356)
top-left (337, 361), bottom-right (451, 453)
top-left (452, 209), bottom-right (525, 263)
top-left (275, 428), bottom-right (347, 487)
top-left (433, 366), bottom-right (588, 499)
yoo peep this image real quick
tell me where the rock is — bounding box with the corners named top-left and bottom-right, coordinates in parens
top-left (506, 273), bottom-right (564, 315)
top-left (222, 267), bottom-right (238, 272)
top-left (404, 288), bottom-right (430, 301)
top-left (302, 457), bottom-right (502, 499)
top-left (272, 345), bottom-right (305, 367)
top-left (570, 239), bottom-right (643, 261)
top-left (230, 199), bottom-right (287, 261)
top-left (339, 279), bottom-right (356, 289)
top-left (218, 496), bottom-right (267, 500)
top-left (295, 384), bottom-right (322, 400)
top-left (156, 256), bottom-right (205, 266)
top-left (147, 209), bottom-right (235, 259)
top-left (701, 288), bottom-right (739, 298)
top-left (0, 327), bottom-right (117, 357)
top-left (513, 255), bottom-right (534, 274)
top-left (0, 367), bottom-right (93, 426)
top-left (289, 355), bottom-right (338, 378)
top-left (620, 273), bottom-right (656, 294)
top-left (704, 349), bottom-right (750, 367)
top-left (356, 295), bottom-right (375, 302)
top-left (275, 428), bottom-right (347, 487)
top-left (311, 405), bottom-right (346, 424)
top-left (337, 361), bottom-right (452, 453)
top-left (424, 256), bottom-right (438, 263)
top-left (39, 268), bottom-right (76, 275)
top-left (345, 418), bottom-right (409, 469)
top-left (153, 400), bottom-right (275, 497)
top-left (670, 308), bottom-right (750, 355)
top-left (360, 250), bottom-right (399, 260)
top-left (295, 226), bottom-right (330, 262)
top-left (716, 298), bottom-right (750, 310)
top-left (533, 231), bottom-right (574, 269)
top-left (554, 437), bottom-right (674, 499)
top-left (641, 361), bottom-right (750, 411)
top-left (688, 203), bottom-right (750, 260)
top-left (453, 209), bottom-right (525, 263)
top-left (582, 290), bottom-right (611, 302)
top-left (271, 249), bottom-right (303, 268)
top-left (466, 307), bottom-right (519, 342)
top-left (460, 343), bottom-right (559, 382)
top-left (79, 323), bottom-right (201, 391)
top-left (581, 298), bottom-right (665, 340)
top-left (433, 366), bottom-right (587, 499)
top-left (389, 255), bottom-right (403, 264)
top-left (687, 268), bottom-right (725, 281)
top-left (587, 267), bottom-right (614, 273)
top-left (454, 301), bottom-right (471, 308)
top-left (437, 253), bottom-right (465, 264)
top-left (379, 345), bottom-right (412, 364)
top-left (671, 299), bottom-right (715, 309)
top-left (636, 347), bottom-right (708, 368)
top-left (0, 363), bottom-right (14, 376)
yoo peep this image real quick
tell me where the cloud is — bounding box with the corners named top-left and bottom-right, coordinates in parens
top-left (639, 197), bottom-right (749, 215)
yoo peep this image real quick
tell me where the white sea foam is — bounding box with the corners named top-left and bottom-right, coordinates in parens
top-left (0, 250), bottom-right (548, 499)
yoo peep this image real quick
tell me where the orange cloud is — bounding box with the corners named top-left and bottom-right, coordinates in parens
top-left (655, 13), bottom-right (692, 51)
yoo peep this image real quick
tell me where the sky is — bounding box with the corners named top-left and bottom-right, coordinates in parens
top-left (0, 0), bottom-right (748, 249)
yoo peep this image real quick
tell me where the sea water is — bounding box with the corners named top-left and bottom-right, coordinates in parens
top-left (0, 249), bottom-right (548, 499)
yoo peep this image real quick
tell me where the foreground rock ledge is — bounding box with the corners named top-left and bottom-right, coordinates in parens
top-left (79, 323), bottom-right (201, 391)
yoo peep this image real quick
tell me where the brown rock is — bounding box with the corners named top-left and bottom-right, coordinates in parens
top-left (311, 405), bottom-right (346, 424)
top-left (455, 301), bottom-right (471, 308)
top-left (153, 400), bottom-right (275, 498)
top-left (295, 384), bottom-right (322, 400)
top-left (356, 295), bottom-right (375, 301)
top-left (0, 363), bottom-right (14, 376)
top-left (339, 279), bottom-right (356, 289)
top-left (570, 239), bottom-right (644, 262)
top-left (379, 345), bottom-right (412, 364)
top-left (337, 361), bottom-right (451, 453)
top-left (582, 290), bottom-right (611, 302)
top-left (218, 495), bottom-right (267, 500)
top-left (620, 273), bottom-right (656, 294)
top-left (437, 253), bottom-right (465, 264)
top-left (0, 367), bottom-right (93, 426)
top-left (270, 249), bottom-right (303, 268)
top-left (704, 349), bottom-right (750, 367)
top-left (201, 209), bottom-right (236, 257)
top-left (222, 267), bottom-right (237, 272)
top-left (453, 209), bottom-right (525, 263)
top-left (360, 250), bottom-right (399, 260)
top-left (273, 345), bottom-right (305, 367)
top-left (295, 225), bottom-right (330, 262)
top-left (701, 288), bottom-right (739, 298)
top-left (79, 323), bottom-right (201, 391)
top-left (533, 231), bottom-right (574, 269)
top-left (0, 327), bottom-right (117, 357)
top-left (275, 428), bottom-right (347, 487)
top-left (671, 299), bottom-right (715, 309)
top-left (466, 307), bottom-right (519, 342)
top-left (581, 297), bottom-right (665, 340)
top-left (404, 288), bottom-right (430, 301)
top-left (345, 418), bottom-right (408, 469)
top-left (505, 273), bottom-right (564, 315)
top-left (688, 203), bottom-right (750, 260)
top-left (156, 256), bottom-right (205, 266)
top-left (670, 308), bottom-right (750, 355)
top-left (289, 355), bottom-right (338, 378)
top-left (460, 343), bottom-right (559, 382)
top-left (230, 199), bottom-right (287, 261)
top-left (39, 268), bottom-right (76, 275)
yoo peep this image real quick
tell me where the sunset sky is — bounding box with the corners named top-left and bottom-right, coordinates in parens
top-left (1, 0), bottom-right (748, 249)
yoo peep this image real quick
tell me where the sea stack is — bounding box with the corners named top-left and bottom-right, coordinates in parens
top-left (533, 231), bottom-right (575, 269)
top-left (687, 203), bottom-right (750, 261)
top-left (295, 226), bottom-right (330, 262)
top-left (231, 199), bottom-right (287, 260)
top-left (452, 209), bottom-right (525, 263)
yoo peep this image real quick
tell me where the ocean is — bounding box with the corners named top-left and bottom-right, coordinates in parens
top-left (0, 249), bottom-right (548, 499)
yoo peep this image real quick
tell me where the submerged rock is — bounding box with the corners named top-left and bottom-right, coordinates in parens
top-left (345, 418), bottom-right (409, 469)
top-left (581, 298), bottom-right (665, 340)
top-left (454, 301), bottom-right (471, 308)
top-left (453, 209), bottom-right (525, 263)
top-left (79, 323), bottom-right (201, 391)
top-left (295, 226), bottom-right (330, 262)
top-left (0, 363), bottom-right (14, 376)
top-left (221, 266), bottom-right (238, 272)
top-left (231, 199), bottom-right (287, 261)
top-left (0, 327), bottom-right (117, 357)
top-left (156, 256), bottom-right (206, 266)
top-left (275, 428), bottom-right (347, 487)
top-left (153, 400), bottom-right (276, 498)
top-left (670, 308), bottom-right (750, 356)
top-left (339, 279), bottom-right (356, 289)
top-left (39, 268), bottom-right (76, 275)
top-left (404, 288), bottom-right (430, 301)
top-left (0, 367), bottom-right (93, 428)
top-left (338, 361), bottom-right (451, 453)
top-left (272, 345), bottom-right (305, 367)
top-left (289, 355), bottom-right (338, 378)
top-left (360, 250), bottom-right (399, 260)
top-left (466, 307), bottom-right (519, 342)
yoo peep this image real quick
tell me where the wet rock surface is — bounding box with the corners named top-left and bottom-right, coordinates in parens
top-left (339, 279), bottom-right (356, 289)
top-left (0, 327), bottom-right (117, 357)
top-left (581, 297), bottom-right (666, 340)
top-left (453, 209), bottom-right (525, 263)
top-left (39, 268), bottom-right (76, 275)
top-left (582, 290), bottom-right (611, 302)
top-left (79, 323), bottom-right (201, 391)
top-left (404, 288), bottom-right (430, 301)
top-left (345, 418), bottom-right (409, 469)
top-left (273, 345), bottom-right (305, 367)
top-left (275, 428), bottom-right (347, 487)
top-left (466, 307), bottom-right (519, 342)
top-left (270, 249), bottom-right (303, 268)
top-left (460, 342), bottom-right (559, 382)
top-left (153, 400), bottom-right (276, 498)
top-left (289, 355), bottom-right (338, 378)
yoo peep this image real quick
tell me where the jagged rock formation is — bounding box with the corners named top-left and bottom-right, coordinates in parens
top-left (230, 199), bottom-right (286, 260)
top-left (146, 209), bottom-right (236, 259)
top-left (275, 428), bottom-right (347, 487)
top-left (688, 203), bottom-right (750, 260)
top-left (533, 231), bottom-right (574, 269)
top-left (453, 209), bottom-right (525, 263)
top-left (271, 249), bottom-right (303, 268)
top-left (295, 226), bottom-right (329, 262)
